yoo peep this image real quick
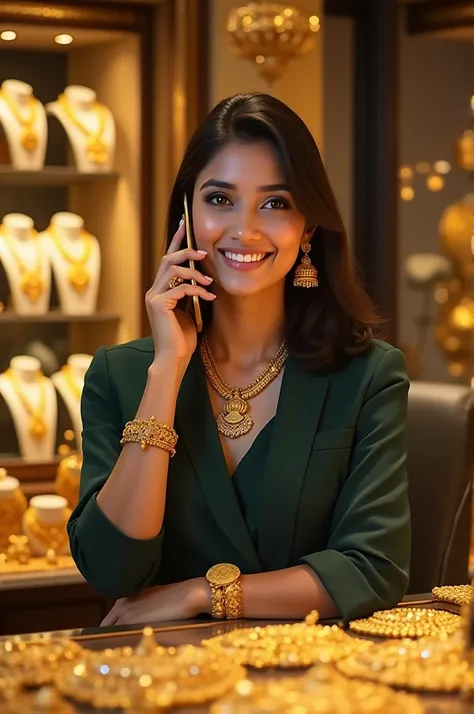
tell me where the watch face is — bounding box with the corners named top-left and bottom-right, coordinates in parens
top-left (206, 563), bottom-right (240, 586)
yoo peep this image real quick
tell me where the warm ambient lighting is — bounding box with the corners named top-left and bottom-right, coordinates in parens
top-left (0, 30), bottom-right (17, 41)
top-left (54, 33), bottom-right (73, 46)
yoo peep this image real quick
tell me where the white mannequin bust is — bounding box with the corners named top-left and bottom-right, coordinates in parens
top-left (46, 85), bottom-right (115, 172)
top-left (0, 356), bottom-right (57, 463)
top-left (0, 213), bottom-right (51, 315)
top-left (40, 212), bottom-right (100, 315)
top-left (51, 353), bottom-right (92, 454)
top-left (0, 79), bottom-right (47, 170)
top-left (23, 494), bottom-right (70, 556)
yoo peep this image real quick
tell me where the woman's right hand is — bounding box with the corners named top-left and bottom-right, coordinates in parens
top-left (146, 219), bottom-right (215, 367)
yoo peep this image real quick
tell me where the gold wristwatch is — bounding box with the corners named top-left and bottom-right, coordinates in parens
top-left (206, 563), bottom-right (243, 620)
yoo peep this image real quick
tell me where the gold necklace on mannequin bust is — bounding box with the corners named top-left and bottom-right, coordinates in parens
top-left (23, 508), bottom-right (70, 554)
top-left (200, 336), bottom-right (288, 439)
top-left (47, 225), bottom-right (93, 294)
top-left (57, 93), bottom-right (108, 164)
top-left (0, 225), bottom-right (44, 302)
top-left (0, 88), bottom-right (39, 151)
top-left (4, 367), bottom-right (47, 440)
top-left (60, 364), bottom-right (82, 399)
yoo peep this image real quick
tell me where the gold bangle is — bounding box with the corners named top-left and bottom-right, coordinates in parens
top-left (120, 416), bottom-right (178, 457)
top-left (206, 563), bottom-right (242, 620)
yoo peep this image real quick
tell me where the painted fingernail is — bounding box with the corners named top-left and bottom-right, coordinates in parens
top-left (197, 249), bottom-right (207, 255)
top-left (204, 275), bottom-right (213, 282)
top-left (179, 218), bottom-right (184, 226)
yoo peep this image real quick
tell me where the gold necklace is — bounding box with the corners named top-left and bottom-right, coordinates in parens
top-left (57, 93), bottom-right (108, 164)
top-left (61, 364), bottom-right (82, 399)
top-left (0, 88), bottom-right (38, 151)
top-left (5, 368), bottom-right (47, 440)
top-left (48, 225), bottom-right (93, 293)
top-left (0, 225), bottom-right (44, 302)
top-left (200, 336), bottom-right (288, 439)
top-left (24, 507), bottom-right (70, 553)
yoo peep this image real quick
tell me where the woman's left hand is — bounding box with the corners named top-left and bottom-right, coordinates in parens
top-left (101, 578), bottom-right (210, 627)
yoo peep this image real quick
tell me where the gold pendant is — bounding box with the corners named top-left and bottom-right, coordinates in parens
top-left (86, 136), bottom-right (108, 164)
top-left (21, 127), bottom-right (38, 152)
top-left (20, 271), bottom-right (43, 302)
top-left (68, 264), bottom-right (90, 293)
top-left (29, 417), bottom-right (46, 440)
top-left (216, 394), bottom-right (253, 439)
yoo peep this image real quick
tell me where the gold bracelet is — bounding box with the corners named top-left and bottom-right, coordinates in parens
top-left (120, 416), bottom-right (178, 457)
top-left (206, 564), bottom-right (242, 620)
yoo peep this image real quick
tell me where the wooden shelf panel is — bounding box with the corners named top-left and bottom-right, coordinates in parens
top-left (0, 166), bottom-right (119, 187)
top-left (0, 458), bottom-right (60, 482)
top-left (0, 311), bottom-right (120, 324)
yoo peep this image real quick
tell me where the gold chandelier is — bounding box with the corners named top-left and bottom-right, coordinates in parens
top-left (227, 2), bottom-right (321, 84)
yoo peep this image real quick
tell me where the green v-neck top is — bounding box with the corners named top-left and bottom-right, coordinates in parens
top-left (68, 337), bottom-right (411, 623)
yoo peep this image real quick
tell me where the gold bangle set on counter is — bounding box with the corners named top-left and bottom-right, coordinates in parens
top-left (206, 563), bottom-right (243, 620)
top-left (0, 595), bottom-right (472, 713)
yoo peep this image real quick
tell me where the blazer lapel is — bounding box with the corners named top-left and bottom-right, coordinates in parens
top-left (258, 358), bottom-right (329, 571)
top-left (175, 351), bottom-right (262, 573)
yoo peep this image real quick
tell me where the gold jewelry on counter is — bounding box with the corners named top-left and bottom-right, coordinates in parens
top-left (0, 552), bottom-right (74, 574)
top-left (206, 563), bottom-right (243, 620)
top-left (211, 665), bottom-right (424, 714)
top-left (23, 506), bottom-right (71, 554)
top-left (0, 636), bottom-right (83, 688)
top-left (55, 627), bottom-right (246, 710)
top-left (6, 534), bottom-right (30, 564)
top-left (4, 687), bottom-right (75, 714)
top-left (0, 226), bottom-right (44, 303)
top-left (0, 469), bottom-right (27, 552)
top-left (337, 633), bottom-right (471, 693)
top-left (57, 93), bottom-right (109, 164)
top-left (4, 368), bottom-right (47, 440)
top-left (203, 610), bottom-right (371, 669)
top-left (47, 225), bottom-right (93, 294)
top-left (121, 416), bottom-right (178, 457)
top-left (168, 275), bottom-right (184, 290)
top-left (200, 336), bottom-right (288, 438)
top-left (0, 89), bottom-right (39, 151)
top-left (433, 584), bottom-right (473, 607)
top-left (55, 453), bottom-right (82, 509)
top-left (349, 607), bottom-right (460, 639)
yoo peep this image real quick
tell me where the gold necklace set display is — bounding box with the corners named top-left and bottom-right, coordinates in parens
top-left (0, 88), bottom-right (110, 163)
top-left (0, 223), bottom-right (94, 302)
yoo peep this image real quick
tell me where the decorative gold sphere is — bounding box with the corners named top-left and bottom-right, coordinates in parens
top-left (227, 2), bottom-right (320, 83)
top-left (439, 199), bottom-right (474, 277)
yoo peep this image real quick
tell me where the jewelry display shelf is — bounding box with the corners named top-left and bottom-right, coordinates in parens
top-left (0, 166), bottom-right (119, 187)
top-left (0, 458), bottom-right (60, 495)
top-left (0, 311), bottom-right (120, 324)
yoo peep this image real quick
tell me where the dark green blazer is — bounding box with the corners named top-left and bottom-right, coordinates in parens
top-left (68, 338), bottom-right (411, 622)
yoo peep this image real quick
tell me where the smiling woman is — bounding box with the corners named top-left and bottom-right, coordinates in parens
top-left (68, 93), bottom-right (411, 629)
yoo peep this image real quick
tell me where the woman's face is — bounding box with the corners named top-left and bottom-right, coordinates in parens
top-left (192, 141), bottom-right (308, 297)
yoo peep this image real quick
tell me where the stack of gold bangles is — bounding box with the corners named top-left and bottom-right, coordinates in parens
top-left (206, 563), bottom-right (243, 620)
top-left (120, 415), bottom-right (178, 457)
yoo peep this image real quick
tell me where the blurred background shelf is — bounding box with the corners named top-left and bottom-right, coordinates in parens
top-left (0, 311), bottom-right (121, 324)
top-left (0, 166), bottom-right (119, 187)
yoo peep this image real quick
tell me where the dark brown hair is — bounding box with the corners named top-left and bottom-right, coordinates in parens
top-left (166, 92), bottom-right (382, 371)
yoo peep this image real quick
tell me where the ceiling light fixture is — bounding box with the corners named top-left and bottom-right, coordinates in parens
top-left (54, 33), bottom-right (74, 46)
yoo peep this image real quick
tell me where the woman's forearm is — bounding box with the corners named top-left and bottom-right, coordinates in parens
top-left (198, 565), bottom-right (338, 620)
top-left (96, 359), bottom-right (185, 540)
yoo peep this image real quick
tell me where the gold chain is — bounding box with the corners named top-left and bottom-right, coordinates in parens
top-left (24, 507), bottom-right (70, 553)
top-left (60, 365), bottom-right (82, 399)
top-left (47, 225), bottom-right (93, 294)
top-left (57, 93), bottom-right (109, 164)
top-left (0, 88), bottom-right (39, 151)
top-left (4, 368), bottom-right (48, 440)
top-left (200, 336), bottom-right (288, 439)
top-left (0, 225), bottom-right (44, 303)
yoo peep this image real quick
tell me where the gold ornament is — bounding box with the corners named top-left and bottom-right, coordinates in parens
top-left (0, 636), bottom-right (83, 688)
top-left (0, 88), bottom-right (39, 152)
top-left (433, 584), bottom-right (473, 607)
top-left (55, 453), bottom-right (82, 509)
top-left (227, 3), bottom-right (320, 84)
top-left (349, 607), bottom-right (460, 639)
top-left (0, 225), bottom-right (44, 303)
top-left (6, 534), bottom-right (30, 564)
top-left (200, 335), bottom-right (288, 438)
top-left (60, 365), bottom-right (82, 399)
top-left (4, 368), bottom-right (47, 440)
top-left (47, 225), bottom-right (93, 294)
top-left (337, 633), bottom-right (471, 693)
top-left (55, 627), bottom-right (246, 710)
top-left (57, 93), bottom-right (109, 164)
top-left (211, 666), bottom-right (425, 714)
top-left (0, 469), bottom-right (27, 552)
top-left (203, 610), bottom-right (370, 669)
top-left (23, 506), bottom-right (71, 555)
top-left (293, 241), bottom-right (319, 288)
top-left (4, 687), bottom-right (75, 714)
